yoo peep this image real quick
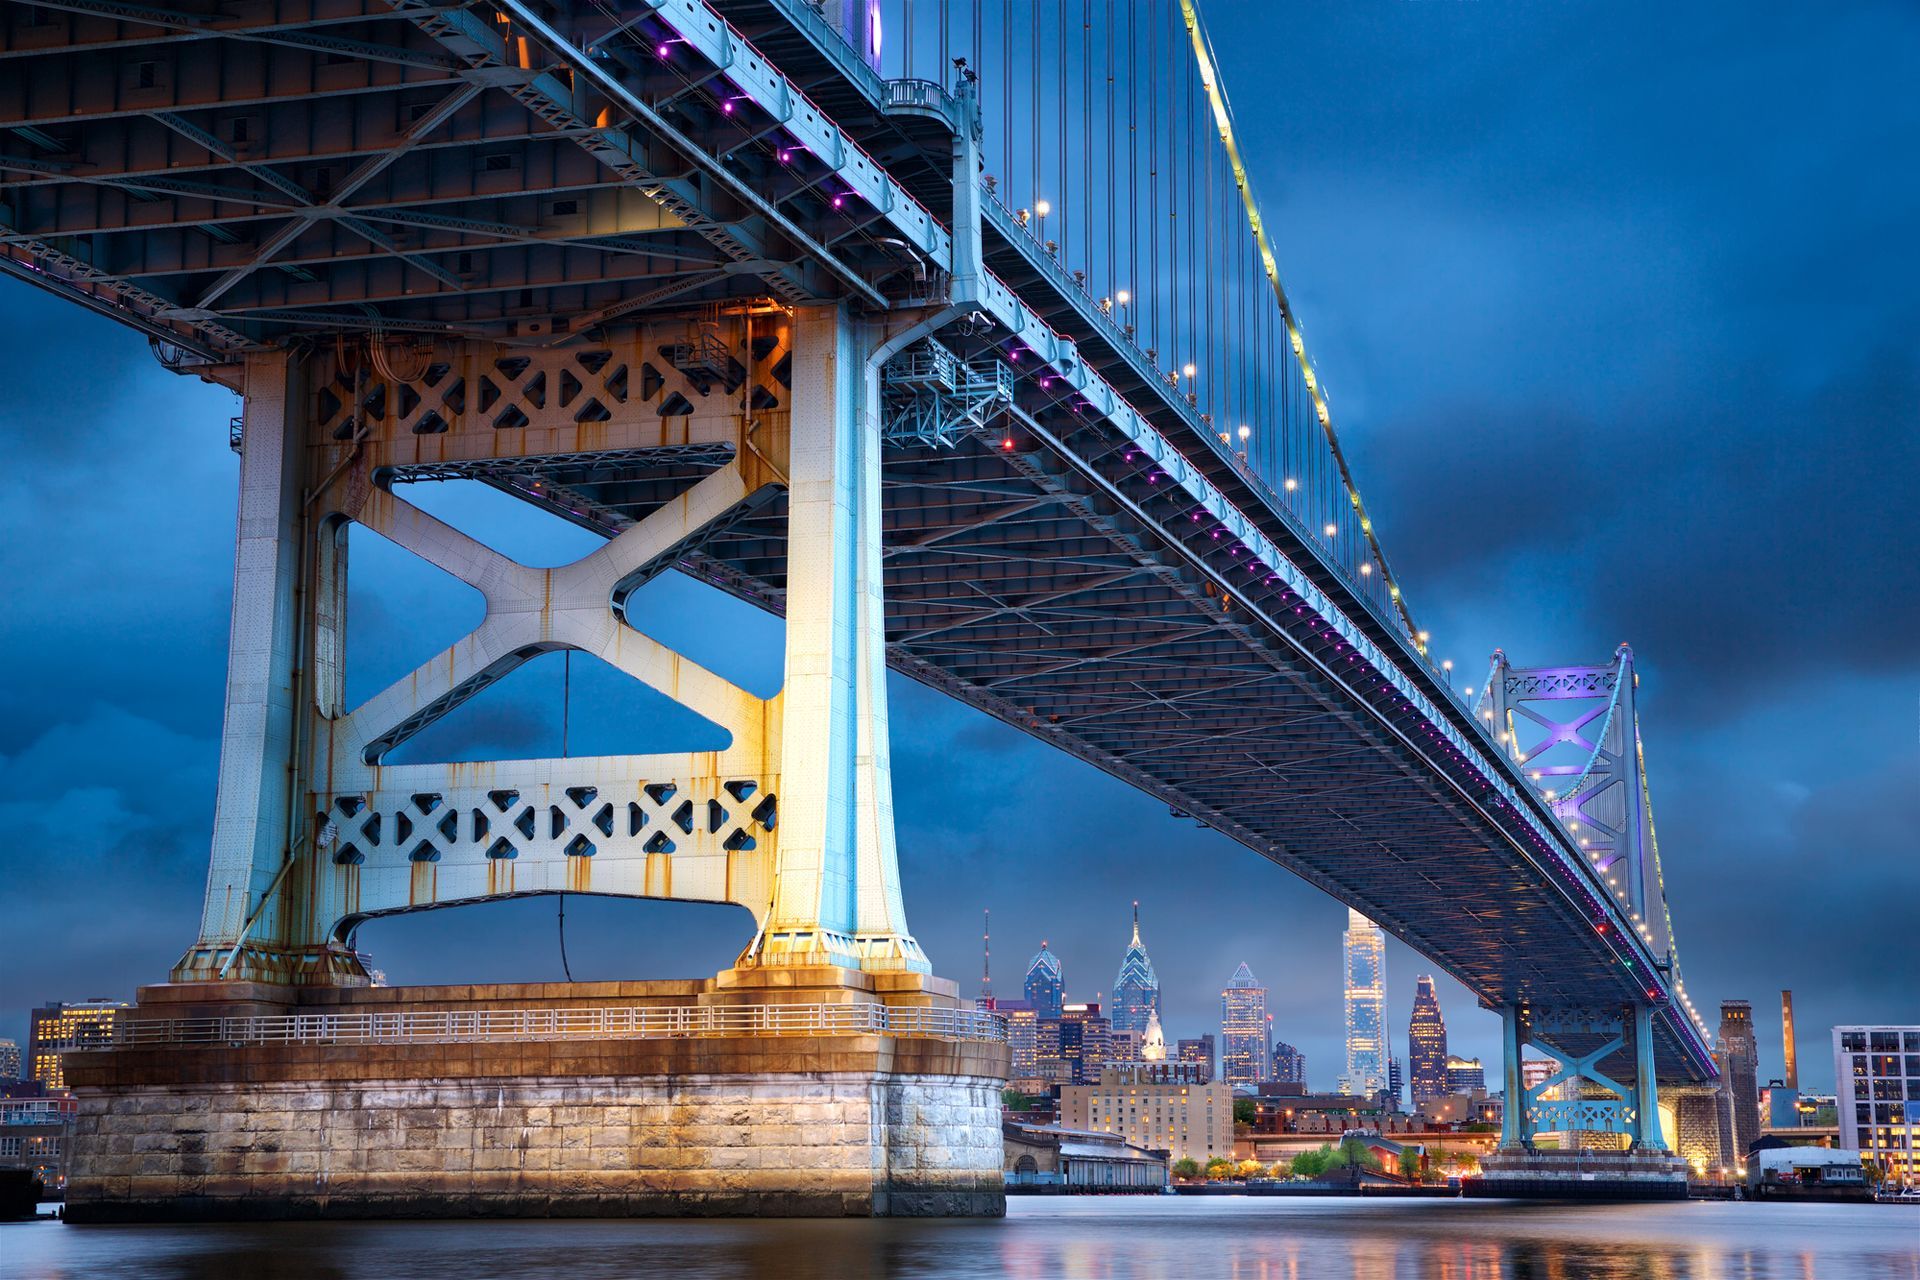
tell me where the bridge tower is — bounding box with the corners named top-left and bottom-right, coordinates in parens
top-left (172, 304), bottom-right (933, 987)
top-left (1472, 647), bottom-right (1696, 1195)
top-left (61, 66), bottom-right (1012, 1223)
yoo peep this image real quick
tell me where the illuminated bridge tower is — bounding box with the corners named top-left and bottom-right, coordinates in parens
top-left (1471, 646), bottom-right (1699, 1193)
top-left (58, 63), bottom-right (1012, 1222)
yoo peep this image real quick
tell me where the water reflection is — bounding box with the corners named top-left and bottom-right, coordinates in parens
top-left (4, 1198), bottom-right (1916, 1280)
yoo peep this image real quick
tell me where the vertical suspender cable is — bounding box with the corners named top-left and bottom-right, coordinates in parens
top-left (1128, 0), bottom-right (1138, 324)
top-left (1175, 0), bottom-right (1425, 647)
top-left (1106, 0), bottom-right (1115, 304)
top-left (1058, 2), bottom-right (1068, 262)
top-left (1147, 0), bottom-right (1158, 360)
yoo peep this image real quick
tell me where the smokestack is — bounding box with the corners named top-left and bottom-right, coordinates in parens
top-left (1781, 990), bottom-right (1798, 1090)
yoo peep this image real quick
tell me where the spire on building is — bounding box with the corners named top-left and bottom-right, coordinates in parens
top-left (980, 908), bottom-right (991, 1003)
top-left (1142, 1008), bottom-right (1167, 1062)
top-left (1111, 903), bottom-right (1161, 1036)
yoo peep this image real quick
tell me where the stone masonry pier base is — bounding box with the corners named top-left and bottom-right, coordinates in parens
top-left (62, 969), bottom-right (1007, 1221)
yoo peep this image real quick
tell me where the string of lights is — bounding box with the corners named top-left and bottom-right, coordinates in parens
top-left (874, 0), bottom-right (1443, 670)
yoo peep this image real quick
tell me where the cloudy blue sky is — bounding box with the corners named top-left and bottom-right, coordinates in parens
top-left (2, 0), bottom-right (1915, 1092)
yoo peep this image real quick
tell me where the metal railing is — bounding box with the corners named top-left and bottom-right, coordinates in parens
top-left (52, 1002), bottom-right (1007, 1051)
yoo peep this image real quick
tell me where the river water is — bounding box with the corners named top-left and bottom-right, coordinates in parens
top-left (6, 1197), bottom-right (1918, 1279)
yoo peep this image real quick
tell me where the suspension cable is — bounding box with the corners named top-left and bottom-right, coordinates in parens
top-left (1175, 0), bottom-right (1427, 649)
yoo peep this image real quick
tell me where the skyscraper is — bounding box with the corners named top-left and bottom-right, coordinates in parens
top-left (1717, 1000), bottom-right (1761, 1158)
top-left (1220, 962), bottom-right (1270, 1087)
top-left (0, 1038), bottom-right (19, 1081)
top-left (1341, 910), bottom-right (1388, 1097)
top-left (1270, 1040), bottom-right (1307, 1086)
top-left (1408, 974), bottom-right (1449, 1103)
top-left (1024, 942), bottom-right (1064, 1019)
top-left (1110, 903), bottom-right (1161, 1036)
top-left (999, 999), bottom-right (1041, 1084)
top-left (1057, 1002), bottom-right (1111, 1086)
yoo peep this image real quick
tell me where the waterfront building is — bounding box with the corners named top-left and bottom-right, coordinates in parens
top-left (1024, 943), bottom-right (1064, 1020)
top-left (1109, 904), bottom-right (1161, 1037)
top-left (1717, 1000), bottom-right (1762, 1158)
top-left (28, 999), bottom-right (128, 1089)
top-left (1271, 1040), bottom-right (1307, 1086)
top-left (1835, 1026), bottom-right (1918, 1188)
top-left (1061, 1060), bottom-right (1233, 1165)
top-left (1408, 975), bottom-right (1449, 1103)
top-left (1446, 1055), bottom-right (1486, 1093)
top-left (1340, 910), bottom-right (1388, 1097)
top-left (1177, 1035), bottom-right (1216, 1079)
top-left (1220, 963), bottom-right (1270, 1088)
top-left (1003, 1120), bottom-right (1171, 1191)
top-left (0, 1039), bottom-right (19, 1081)
top-left (0, 1087), bottom-right (77, 1195)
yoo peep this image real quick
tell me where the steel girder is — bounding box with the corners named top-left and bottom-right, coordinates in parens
top-left (2, 0), bottom-right (1716, 1081)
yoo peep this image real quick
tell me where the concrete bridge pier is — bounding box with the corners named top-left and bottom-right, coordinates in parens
top-left (65, 300), bottom-right (1008, 1219)
top-left (1471, 1002), bottom-right (1691, 1200)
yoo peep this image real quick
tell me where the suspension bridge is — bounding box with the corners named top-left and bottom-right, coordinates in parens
top-left (4, 0), bottom-right (1718, 1216)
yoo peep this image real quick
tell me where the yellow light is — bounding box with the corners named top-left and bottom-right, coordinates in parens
top-left (1183, 363), bottom-right (1197, 379)
top-left (1418, 630), bottom-right (1430, 643)
top-left (1238, 425), bottom-right (1250, 440)
top-left (1442, 660), bottom-right (1453, 670)
top-left (1324, 523), bottom-right (1338, 536)
top-left (1116, 289), bottom-right (1131, 305)
top-left (1283, 477), bottom-right (1297, 491)
top-left (1036, 199), bottom-right (1051, 217)
top-left (1359, 563), bottom-right (1373, 575)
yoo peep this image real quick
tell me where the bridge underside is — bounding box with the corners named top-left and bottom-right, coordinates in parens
top-left (451, 405), bottom-right (1699, 1078)
top-left (1, 0), bottom-right (1711, 1085)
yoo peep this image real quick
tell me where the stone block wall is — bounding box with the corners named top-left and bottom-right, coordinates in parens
top-left (68, 1069), bottom-right (1003, 1220)
top-left (62, 975), bottom-right (1008, 1220)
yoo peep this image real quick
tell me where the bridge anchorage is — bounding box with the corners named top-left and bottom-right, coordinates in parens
top-left (8, 0), bottom-right (1718, 1217)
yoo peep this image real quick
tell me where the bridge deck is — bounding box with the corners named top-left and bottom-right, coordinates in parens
top-left (0, 0), bottom-right (1714, 1080)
